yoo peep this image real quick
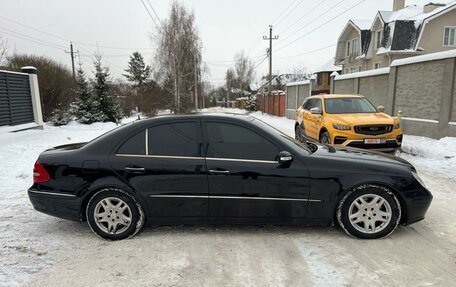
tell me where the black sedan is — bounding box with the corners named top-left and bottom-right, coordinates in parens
top-left (28, 113), bottom-right (432, 240)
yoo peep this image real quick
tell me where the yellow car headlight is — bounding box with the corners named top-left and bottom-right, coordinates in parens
top-left (333, 123), bottom-right (351, 130)
top-left (394, 122), bottom-right (401, 129)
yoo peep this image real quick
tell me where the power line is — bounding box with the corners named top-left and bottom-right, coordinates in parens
top-left (146, 0), bottom-right (163, 27)
top-left (0, 28), bottom-right (66, 51)
top-left (0, 14), bottom-right (68, 43)
top-left (0, 13), bottom-right (154, 51)
top-left (276, 0), bottom-right (345, 48)
top-left (275, 0), bottom-right (368, 53)
top-left (246, 0), bottom-right (301, 59)
top-left (274, 0), bottom-right (305, 27)
top-left (277, 0), bottom-right (332, 36)
top-left (139, 0), bottom-right (160, 29)
top-left (277, 43), bottom-right (337, 58)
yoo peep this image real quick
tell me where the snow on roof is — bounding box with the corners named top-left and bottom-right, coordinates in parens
top-left (315, 58), bottom-right (342, 73)
top-left (351, 19), bottom-right (372, 30)
top-left (391, 49), bottom-right (456, 67)
top-left (286, 80), bottom-right (311, 87)
top-left (335, 67), bottom-right (390, 81)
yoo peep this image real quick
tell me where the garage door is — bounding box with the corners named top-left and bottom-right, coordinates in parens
top-left (0, 71), bottom-right (34, 126)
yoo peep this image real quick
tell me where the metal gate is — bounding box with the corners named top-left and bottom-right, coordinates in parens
top-left (0, 71), bottom-right (34, 126)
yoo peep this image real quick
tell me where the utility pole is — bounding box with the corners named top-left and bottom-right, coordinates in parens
top-left (263, 25), bottom-right (278, 115)
top-left (65, 42), bottom-right (78, 80)
top-left (194, 52), bottom-right (198, 111)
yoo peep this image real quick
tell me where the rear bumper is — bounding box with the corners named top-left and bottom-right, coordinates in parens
top-left (28, 189), bottom-right (82, 221)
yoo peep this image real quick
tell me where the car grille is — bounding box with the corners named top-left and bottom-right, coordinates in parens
top-left (354, 125), bottom-right (393, 135)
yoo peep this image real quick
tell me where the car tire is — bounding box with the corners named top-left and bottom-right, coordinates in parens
top-left (337, 185), bottom-right (401, 239)
top-left (86, 188), bottom-right (145, 240)
top-left (295, 124), bottom-right (306, 142)
top-left (319, 131), bottom-right (331, 144)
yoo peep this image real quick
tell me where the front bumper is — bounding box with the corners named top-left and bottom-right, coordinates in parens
top-left (402, 185), bottom-right (433, 225)
top-left (332, 130), bottom-right (403, 152)
top-left (28, 189), bottom-right (82, 221)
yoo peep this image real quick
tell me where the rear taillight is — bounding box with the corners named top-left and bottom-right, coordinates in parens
top-left (33, 161), bottom-right (50, 183)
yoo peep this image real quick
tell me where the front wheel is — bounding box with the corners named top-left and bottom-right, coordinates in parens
top-left (319, 131), bottom-right (331, 144)
top-left (86, 188), bottom-right (145, 240)
top-left (337, 185), bottom-right (401, 239)
top-left (295, 124), bottom-right (305, 142)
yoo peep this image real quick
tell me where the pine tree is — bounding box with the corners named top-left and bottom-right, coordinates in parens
top-left (70, 66), bottom-right (105, 124)
top-left (92, 55), bottom-right (121, 122)
top-left (123, 52), bottom-right (151, 89)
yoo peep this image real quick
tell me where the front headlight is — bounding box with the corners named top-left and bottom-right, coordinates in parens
top-left (333, 123), bottom-right (351, 130)
top-left (394, 122), bottom-right (401, 129)
top-left (412, 171), bottom-right (426, 188)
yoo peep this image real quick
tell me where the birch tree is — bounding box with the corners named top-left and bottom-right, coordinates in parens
top-left (155, 0), bottom-right (202, 113)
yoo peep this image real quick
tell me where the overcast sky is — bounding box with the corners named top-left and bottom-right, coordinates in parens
top-left (0, 0), bottom-right (441, 86)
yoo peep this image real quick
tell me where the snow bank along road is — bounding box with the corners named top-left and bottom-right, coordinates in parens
top-left (1, 108), bottom-right (455, 286)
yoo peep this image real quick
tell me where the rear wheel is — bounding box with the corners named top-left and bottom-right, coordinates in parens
top-left (86, 188), bottom-right (145, 240)
top-left (337, 185), bottom-right (401, 239)
top-left (319, 131), bottom-right (331, 144)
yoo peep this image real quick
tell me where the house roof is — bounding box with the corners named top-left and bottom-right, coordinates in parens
top-left (336, 1), bottom-right (456, 60)
top-left (351, 19), bottom-right (372, 30)
top-left (314, 58), bottom-right (342, 73)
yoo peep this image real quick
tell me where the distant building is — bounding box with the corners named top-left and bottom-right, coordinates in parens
top-left (312, 58), bottom-right (342, 95)
top-left (335, 0), bottom-right (456, 73)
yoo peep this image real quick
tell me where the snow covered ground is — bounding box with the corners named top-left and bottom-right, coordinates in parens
top-left (0, 108), bottom-right (455, 286)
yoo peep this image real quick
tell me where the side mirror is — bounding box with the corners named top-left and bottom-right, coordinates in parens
top-left (310, 107), bottom-right (322, 114)
top-left (277, 151), bottom-right (293, 165)
top-left (377, 105), bottom-right (385, 113)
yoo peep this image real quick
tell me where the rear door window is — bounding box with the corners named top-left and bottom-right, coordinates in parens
top-left (148, 121), bottom-right (202, 157)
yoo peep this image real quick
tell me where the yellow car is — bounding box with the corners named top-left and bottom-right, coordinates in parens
top-left (294, 94), bottom-right (403, 152)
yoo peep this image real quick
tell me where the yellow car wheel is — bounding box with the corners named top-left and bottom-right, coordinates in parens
top-left (320, 131), bottom-right (331, 144)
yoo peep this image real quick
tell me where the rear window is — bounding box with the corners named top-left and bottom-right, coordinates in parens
top-left (117, 130), bottom-right (146, 155)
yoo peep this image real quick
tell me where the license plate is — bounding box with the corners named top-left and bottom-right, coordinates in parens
top-left (364, 139), bottom-right (386, 144)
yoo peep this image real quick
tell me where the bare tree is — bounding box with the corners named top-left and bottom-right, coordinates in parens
top-left (224, 51), bottom-right (255, 100)
top-left (233, 51), bottom-right (255, 92)
top-left (0, 37), bottom-right (8, 67)
top-left (154, 0), bottom-right (202, 113)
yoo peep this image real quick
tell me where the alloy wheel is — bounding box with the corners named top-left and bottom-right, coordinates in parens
top-left (348, 194), bottom-right (392, 234)
top-left (94, 197), bottom-right (132, 235)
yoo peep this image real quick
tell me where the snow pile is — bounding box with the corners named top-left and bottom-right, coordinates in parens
top-left (401, 135), bottom-right (456, 179)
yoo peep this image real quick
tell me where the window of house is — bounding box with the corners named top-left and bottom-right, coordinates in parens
top-left (317, 73), bottom-right (323, 86)
top-left (345, 68), bottom-right (349, 74)
top-left (373, 62), bottom-right (382, 69)
top-left (444, 27), bottom-right (456, 46)
top-left (375, 30), bottom-right (383, 49)
top-left (346, 41), bottom-right (351, 57)
top-left (350, 66), bottom-right (360, 73)
top-left (117, 130), bottom-right (146, 155)
top-left (206, 122), bottom-right (279, 161)
top-left (148, 122), bottom-right (201, 157)
top-left (350, 38), bottom-right (360, 57)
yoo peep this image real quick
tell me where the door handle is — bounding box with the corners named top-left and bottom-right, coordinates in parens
top-left (209, 169), bottom-right (230, 175)
top-left (124, 167), bottom-right (145, 173)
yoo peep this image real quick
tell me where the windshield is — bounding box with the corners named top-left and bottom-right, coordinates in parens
top-left (324, 98), bottom-right (377, 114)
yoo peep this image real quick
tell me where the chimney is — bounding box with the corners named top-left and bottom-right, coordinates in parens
top-left (393, 0), bottom-right (405, 11)
top-left (424, 3), bottom-right (446, 13)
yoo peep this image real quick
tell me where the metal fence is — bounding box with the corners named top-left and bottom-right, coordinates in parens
top-left (0, 70), bottom-right (34, 126)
